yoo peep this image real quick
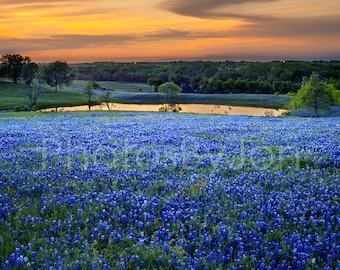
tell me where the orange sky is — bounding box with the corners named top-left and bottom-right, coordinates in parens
top-left (1, 0), bottom-right (340, 62)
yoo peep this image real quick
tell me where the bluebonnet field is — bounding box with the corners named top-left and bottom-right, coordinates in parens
top-left (0, 112), bottom-right (339, 269)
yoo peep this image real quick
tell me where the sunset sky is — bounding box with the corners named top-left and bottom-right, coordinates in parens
top-left (1, 0), bottom-right (340, 63)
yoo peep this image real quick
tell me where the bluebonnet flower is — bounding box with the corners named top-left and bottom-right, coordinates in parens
top-left (0, 113), bottom-right (339, 269)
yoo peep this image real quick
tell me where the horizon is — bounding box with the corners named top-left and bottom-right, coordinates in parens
top-left (1, 0), bottom-right (340, 63)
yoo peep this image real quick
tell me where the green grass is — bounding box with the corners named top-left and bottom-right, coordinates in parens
top-left (109, 92), bottom-right (292, 109)
top-left (71, 80), bottom-right (153, 92)
top-left (1, 80), bottom-right (292, 111)
top-left (0, 81), bottom-right (95, 111)
top-left (71, 80), bottom-right (292, 109)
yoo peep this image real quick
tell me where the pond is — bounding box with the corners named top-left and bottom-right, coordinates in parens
top-left (41, 103), bottom-right (288, 116)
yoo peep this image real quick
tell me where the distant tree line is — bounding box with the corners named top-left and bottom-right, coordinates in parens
top-left (2, 54), bottom-right (340, 98)
top-left (72, 61), bottom-right (340, 95)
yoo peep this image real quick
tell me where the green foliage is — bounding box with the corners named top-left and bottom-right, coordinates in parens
top-left (332, 89), bottom-right (340, 105)
top-left (0, 63), bottom-right (7, 77)
top-left (21, 62), bottom-right (39, 85)
top-left (42, 61), bottom-right (75, 92)
top-left (286, 91), bottom-right (296, 96)
top-left (71, 60), bottom-right (340, 95)
top-left (84, 81), bottom-right (97, 92)
top-left (158, 82), bottom-right (182, 107)
top-left (158, 82), bottom-right (182, 96)
top-left (84, 81), bottom-right (98, 110)
top-left (90, 81), bottom-right (101, 89)
top-left (147, 77), bottom-right (163, 92)
top-left (290, 72), bottom-right (333, 117)
top-left (324, 84), bottom-right (340, 105)
top-left (1, 54), bottom-right (31, 83)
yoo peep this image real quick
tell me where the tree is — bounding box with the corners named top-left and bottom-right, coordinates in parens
top-left (158, 82), bottom-right (182, 112)
top-left (291, 72), bottom-right (333, 117)
top-left (103, 90), bottom-right (113, 110)
top-left (42, 61), bottom-right (75, 93)
top-left (0, 63), bottom-right (7, 77)
top-left (84, 81), bottom-right (97, 110)
top-left (1, 54), bottom-right (31, 83)
top-left (169, 74), bottom-right (191, 93)
top-left (27, 83), bottom-right (43, 109)
top-left (21, 62), bottom-right (39, 85)
top-left (147, 77), bottom-right (163, 92)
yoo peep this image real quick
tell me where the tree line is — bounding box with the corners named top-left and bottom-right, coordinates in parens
top-left (1, 54), bottom-right (75, 109)
top-left (2, 54), bottom-right (340, 96)
top-left (1, 54), bottom-right (339, 115)
top-left (0, 54), bottom-right (74, 92)
top-left (72, 60), bottom-right (340, 95)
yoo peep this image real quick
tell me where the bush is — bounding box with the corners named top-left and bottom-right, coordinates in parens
top-left (331, 89), bottom-right (340, 105)
top-left (286, 91), bottom-right (296, 96)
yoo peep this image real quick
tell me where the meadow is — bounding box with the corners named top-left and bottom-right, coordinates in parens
top-left (0, 80), bottom-right (292, 111)
top-left (0, 112), bottom-right (339, 269)
top-left (0, 82), bottom-right (94, 111)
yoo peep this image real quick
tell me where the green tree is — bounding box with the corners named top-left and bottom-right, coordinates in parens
top-left (84, 81), bottom-right (97, 111)
top-left (0, 63), bottom-right (7, 77)
top-left (1, 54), bottom-right (31, 83)
top-left (42, 61), bottom-right (75, 93)
top-left (147, 77), bottom-right (163, 92)
top-left (291, 72), bottom-right (333, 117)
top-left (21, 62), bottom-right (39, 85)
top-left (158, 82), bottom-right (182, 112)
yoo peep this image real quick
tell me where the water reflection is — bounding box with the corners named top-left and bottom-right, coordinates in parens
top-left (41, 103), bottom-right (287, 116)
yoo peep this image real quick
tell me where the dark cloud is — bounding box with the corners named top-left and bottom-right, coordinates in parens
top-left (222, 16), bottom-right (340, 38)
top-left (0, 34), bottom-right (137, 53)
top-left (144, 29), bottom-right (191, 40)
top-left (1, 31), bottom-right (209, 54)
top-left (161, 0), bottom-right (278, 20)
top-left (143, 29), bottom-right (223, 40)
top-left (141, 17), bottom-right (340, 41)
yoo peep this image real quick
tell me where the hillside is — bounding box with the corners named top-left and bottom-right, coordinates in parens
top-left (0, 80), bottom-right (292, 111)
top-left (0, 81), bottom-right (91, 111)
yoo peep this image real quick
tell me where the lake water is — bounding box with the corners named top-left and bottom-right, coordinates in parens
top-left (41, 103), bottom-right (288, 116)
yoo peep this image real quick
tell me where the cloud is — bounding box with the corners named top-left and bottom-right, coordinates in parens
top-left (1, 31), bottom-right (210, 54)
top-left (161, 0), bottom-right (278, 20)
top-left (0, 0), bottom-right (89, 3)
top-left (141, 17), bottom-right (340, 42)
top-left (2, 15), bottom-right (339, 55)
top-left (142, 29), bottom-right (223, 40)
top-left (0, 34), bottom-right (138, 53)
top-left (224, 16), bottom-right (340, 38)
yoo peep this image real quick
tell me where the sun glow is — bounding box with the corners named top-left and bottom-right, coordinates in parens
top-left (1, 0), bottom-right (340, 62)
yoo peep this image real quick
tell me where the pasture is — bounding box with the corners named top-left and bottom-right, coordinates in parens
top-left (0, 80), bottom-right (292, 111)
top-left (0, 82), bottom-right (93, 111)
top-left (0, 112), bottom-right (339, 269)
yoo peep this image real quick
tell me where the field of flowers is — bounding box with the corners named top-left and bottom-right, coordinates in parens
top-left (0, 112), bottom-right (339, 269)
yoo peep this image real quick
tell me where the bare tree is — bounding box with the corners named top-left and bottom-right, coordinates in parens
top-left (27, 83), bottom-right (43, 109)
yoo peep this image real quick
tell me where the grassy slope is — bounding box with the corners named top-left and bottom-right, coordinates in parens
top-left (0, 81), bottom-right (92, 110)
top-left (72, 80), bottom-right (153, 92)
top-left (109, 92), bottom-right (292, 109)
top-left (1, 80), bottom-right (292, 110)
top-left (72, 80), bottom-right (292, 109)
